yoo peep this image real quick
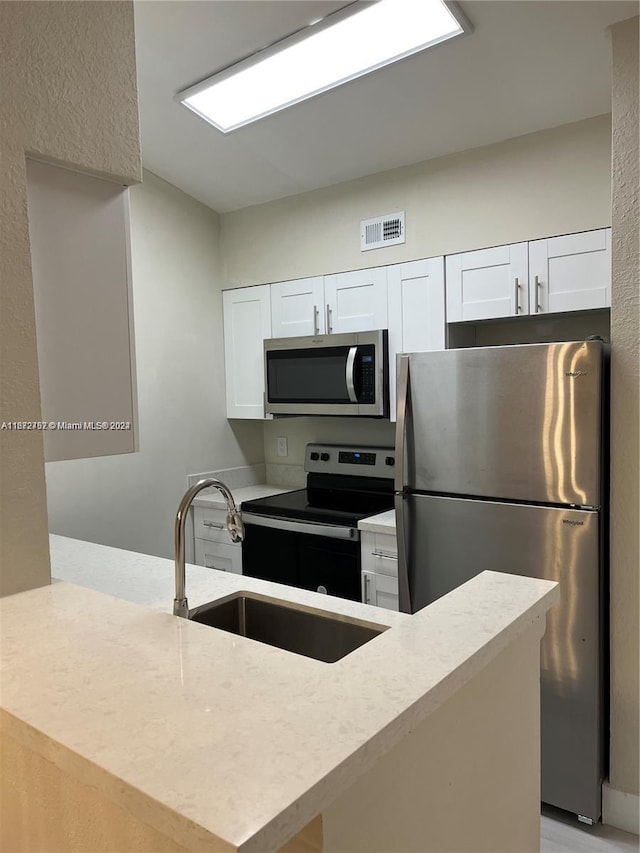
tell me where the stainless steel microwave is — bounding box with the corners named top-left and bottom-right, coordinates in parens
top-left (264, 330), bottom-right (388, 417)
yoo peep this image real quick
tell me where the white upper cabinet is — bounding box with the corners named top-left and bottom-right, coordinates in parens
top-left (446, 243), bottom-right (529, 322)
top-left (224, 229), bottom-right (610, 422)
top-left (387, 257), bottom-right (446, 421)
top-left (528, 229), bottom-right (611, 315)
top-left (26, 159), bottom-right (137, 462)
top-left (270, 269), bottom-right (387, 338)
top-left (324, 268), bottom-right (388, 333)
top-left (223, 285), bottom-right (271, 419)
top-left (270, 276), bottom-right (325, 338)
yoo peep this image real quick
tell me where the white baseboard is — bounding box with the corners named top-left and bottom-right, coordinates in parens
top-left (603, 782), bottom-right (640, 835)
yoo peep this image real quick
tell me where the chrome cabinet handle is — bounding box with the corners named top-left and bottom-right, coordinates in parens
top-left (313, 304), bottom-right (319, 335)
top-left (326, 304), bottom-right (333, 334)
top-left (363, 573), bottom-right (370, 604)
top-left (346, 346), bottom-right (358, 403)
top-left (515, 277), bottom-right (522, 314)
top-left (535, 275), bottom-right (543, 313)
top-left (371, 550), bottom-right (397, 560)
top-left (203, 520), bottom-right (224, 529)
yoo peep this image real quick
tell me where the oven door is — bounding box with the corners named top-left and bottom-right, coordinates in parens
top-left (264, 330), bottom-right (387, 417)
top-left (242, 515), bottom-right (362, 601)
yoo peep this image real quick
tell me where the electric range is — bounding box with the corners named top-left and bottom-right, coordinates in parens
top-left (241, 444), bottom-right (395, 601)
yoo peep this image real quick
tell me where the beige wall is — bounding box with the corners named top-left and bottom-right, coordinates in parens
top-left (45, 172), bottom-right (265, 560)
top-left (220, 115), bottom-right (611, 287)
top-left (609, 17), bottom-right (639, 803)
top-left (0, 1), bottom-right (141, 597)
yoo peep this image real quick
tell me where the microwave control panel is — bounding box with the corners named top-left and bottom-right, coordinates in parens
top-left (359, 348), bottom-right (375, 403)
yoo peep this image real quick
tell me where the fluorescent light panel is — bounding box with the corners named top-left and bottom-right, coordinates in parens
top-left (179, 0), bottom-right (466, 133)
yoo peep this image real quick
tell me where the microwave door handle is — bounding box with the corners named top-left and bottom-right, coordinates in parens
top-left (346, 346), bottom-right (358, 403)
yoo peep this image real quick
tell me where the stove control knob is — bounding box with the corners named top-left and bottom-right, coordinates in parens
top-left (310, 452), bottom-right (319, 461)
top-left (320, 452), bottom-right (330, 461)
top-left (385, 456), bottom-right (395, 466)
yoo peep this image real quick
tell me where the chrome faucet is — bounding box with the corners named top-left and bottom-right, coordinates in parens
top-left (173, 479), bottom-right (244, 618)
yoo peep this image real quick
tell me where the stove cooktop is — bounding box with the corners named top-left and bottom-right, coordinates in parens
top-left (242, 443), bottom-right (396, 528)
top-left (241, 486), bottom-right (394, 529)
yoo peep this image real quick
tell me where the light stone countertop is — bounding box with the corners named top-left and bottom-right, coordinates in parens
top-left (192, 483), bottom-right (293, 510)
top-left (1, 535), bottom-right (558, 853)
top-left (357, 508), bottom-right (396, 534)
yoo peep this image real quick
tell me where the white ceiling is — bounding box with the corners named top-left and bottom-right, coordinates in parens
top-left (134, 1), bottom-right (638, 213)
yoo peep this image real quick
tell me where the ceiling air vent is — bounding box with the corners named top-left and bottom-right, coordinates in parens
top-left (360, 211), bottom-right (405, 251)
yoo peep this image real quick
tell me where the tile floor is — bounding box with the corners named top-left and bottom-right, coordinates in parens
top-left (542, 806), bottom-right (639, 852)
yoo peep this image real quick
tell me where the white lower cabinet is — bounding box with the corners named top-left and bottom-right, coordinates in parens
top-left (362, 570), bottom-right (399, 611)
top-left (195, 539), bottom-right (242, 574)
top-left (193, 506), bottom-right (242, 574)
top-left (361, 530), bottom-right (399, 611)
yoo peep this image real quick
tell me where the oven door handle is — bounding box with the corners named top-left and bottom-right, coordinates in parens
top-left (242, 513), bottom-right (360, 541)
top-left (346, 346), bottom-right (358, 403)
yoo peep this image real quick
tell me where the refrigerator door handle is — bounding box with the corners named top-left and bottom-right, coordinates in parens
top-left (394, 355), bottom-right (412, 614)
top-left (395, 494), bottom-right (412, 614)
top-left (394, 355), bottom-right (410, 494)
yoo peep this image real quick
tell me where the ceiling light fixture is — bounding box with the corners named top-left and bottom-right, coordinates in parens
top-left (177, 0), bottom-right (470, 133)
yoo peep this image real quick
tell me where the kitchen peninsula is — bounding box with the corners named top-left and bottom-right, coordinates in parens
top-left (1, 536), bottom-right (558, 853)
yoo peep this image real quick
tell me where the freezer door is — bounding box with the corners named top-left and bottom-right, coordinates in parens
top-left (405, 494), bottom-right (604, 820)
top-left (405, 341), bottom-right (603, 506)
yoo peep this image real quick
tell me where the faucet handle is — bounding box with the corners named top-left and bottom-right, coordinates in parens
top-left (226, 510), bottom-right (244, 543)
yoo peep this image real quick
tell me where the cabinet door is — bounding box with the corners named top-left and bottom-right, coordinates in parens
top-left (195, 539), bottom-right (242, 574)
top-left (446, 243), bottom-right (529, 322)
top-left (387, 258), bottom-right (445, 421)
top-left (223, 285), bottom-right (271, 419)
top-left (324, 268), bottom-right (388, 333)
top-left (529, 229), bottom-right (611, 314)
top-left (271, 277), bottom-right (325, 337)
top-left (362, 571), bottom-right (399, 611)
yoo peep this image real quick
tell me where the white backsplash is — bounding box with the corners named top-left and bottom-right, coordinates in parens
top-left (188, 463), bottom-right (266, 489)
top-left (264, 417), bottom-right (395, 479)
top-left (265, 463), bottom-right (306, 489)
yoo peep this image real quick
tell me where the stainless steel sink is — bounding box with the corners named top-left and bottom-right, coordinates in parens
top-left (189, 592), bottom-right (387, 663)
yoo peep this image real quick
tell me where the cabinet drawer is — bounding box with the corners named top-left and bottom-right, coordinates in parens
top-left (361, 531), bottom-right (398, 577)
top-left (194, 539), bottom-right (242, 574)
top-left (193, 506), bottom-right (239, 544)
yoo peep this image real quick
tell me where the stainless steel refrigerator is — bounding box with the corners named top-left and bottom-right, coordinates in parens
top-left (394, 340), bottom-right (607, 823)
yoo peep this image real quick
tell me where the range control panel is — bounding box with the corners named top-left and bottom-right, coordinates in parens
top-left (305, 444), bottom-right (395, 478)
